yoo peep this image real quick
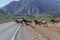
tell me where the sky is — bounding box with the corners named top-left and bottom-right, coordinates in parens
top-left (0, 0), bottom-right (19, 7)
top-left (0, 0), bottom-right (60, 8)
top-left (57, 0), bottom-right (60, 1)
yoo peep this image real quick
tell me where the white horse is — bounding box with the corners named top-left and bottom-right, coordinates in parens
top-left (42, 21), bottom-right (48, 27)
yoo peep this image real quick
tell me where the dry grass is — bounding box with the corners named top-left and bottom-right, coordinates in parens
top-left (30, 23), bottom-right (60, 33)
top-left (47, 23), bottom-right (60, 33)
top-left (29, 22), bottom-right (39, 28)
top-left (29, 23), bottom-right (60, 40)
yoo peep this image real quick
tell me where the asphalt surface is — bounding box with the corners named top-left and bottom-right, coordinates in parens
top-left (0, 22), bottom-right (48, 40)
top-left (0, 22), bottom-right (19, 40)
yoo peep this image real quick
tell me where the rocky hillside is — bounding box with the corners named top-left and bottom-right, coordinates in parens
top-left (0, 9), bottom-right (7, 14)
top-left (2, 0), bottom-right (60, 16)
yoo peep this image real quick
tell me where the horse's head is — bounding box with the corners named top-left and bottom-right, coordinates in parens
top-left (34, 20), bottom-right (37, 22)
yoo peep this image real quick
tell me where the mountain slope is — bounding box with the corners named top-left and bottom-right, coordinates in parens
top-left (0, 9), bottom-right (7, 14)
top-left (2, 0), bottom-right (60, 16)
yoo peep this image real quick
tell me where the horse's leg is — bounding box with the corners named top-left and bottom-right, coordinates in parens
top-left (53, 22), bottom-right (55, 24)
top-left (15, 22), bottom-right (17, 24)
top-left (46, 24), bottom-right (48, 27)
top-left (39, 23), bottom-right (41, 27)
top-left (18, 23), bottom-right (19, 26)
top-left (44, 24), bottom-right (47, 27)
top-left (44, 24), bottom-right (45, 27)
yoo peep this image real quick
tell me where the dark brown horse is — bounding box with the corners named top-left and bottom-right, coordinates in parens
top-left (15, 19), bottom-right (23, 25)
top-left (34, 20), bottom-right (42, 25)
top-left (34, 20), bottom-right (48, 27)
top-left (22, 19), bottom-right (32, 26)
top-left (50, 19), bottom-right (59, 24)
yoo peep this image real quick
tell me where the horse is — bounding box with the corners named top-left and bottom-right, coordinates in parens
top-left (41, 21), bottom-right (48, 27)
top-left (15, 19), bottom-right (23, 25)
top-left (22, 19), bottom-right (32, 26)
top-left (50, 19), bottom-right (59, 24)
top-left (34, 20), bottom-right (48, 27)
top-left (34, 20), bottom-right (42, 25)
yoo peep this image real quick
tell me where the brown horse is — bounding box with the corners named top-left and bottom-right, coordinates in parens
top-left (50, 19), bottom-right (59, 24)
top-left (15, 19), bottom-right (23, 25)
top-left (34, 20), bottom-right (42, 25)
top-left (34, 20), bottom-right (48, 27)
top-left (22, 19), bottom-right (32, 26)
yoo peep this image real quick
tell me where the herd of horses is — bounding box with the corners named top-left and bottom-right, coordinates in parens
top-left (15, 19), bottom-right (59, 27)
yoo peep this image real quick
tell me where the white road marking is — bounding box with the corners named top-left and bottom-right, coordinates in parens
top-left (11, 24), bottom-right (21, 40)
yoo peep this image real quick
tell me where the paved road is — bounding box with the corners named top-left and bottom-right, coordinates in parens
top-left (0, 22), bottom-right (19, 40)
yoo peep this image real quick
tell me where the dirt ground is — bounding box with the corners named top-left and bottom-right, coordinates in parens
top-left (29, 22), bottom-right (60, 40)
